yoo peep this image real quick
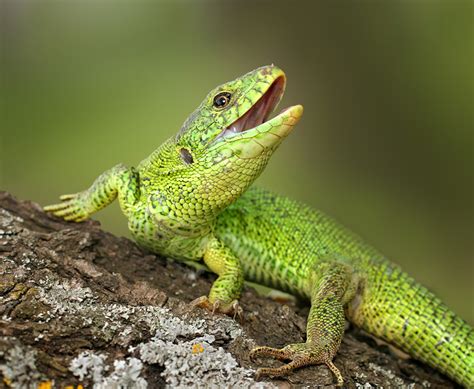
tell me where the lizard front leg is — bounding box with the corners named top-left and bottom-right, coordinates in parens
top-left (250, 261), bottom-right (357, 386)
top-left (44, 163), bottom-right (140, 221)
top-left (192, 236), bottom-right (244, 317)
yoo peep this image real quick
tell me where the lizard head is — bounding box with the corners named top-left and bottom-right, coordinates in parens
top-left (146, 65), bottom-right (303, 221)
top-left (177, 65), bottom-right (303, 164)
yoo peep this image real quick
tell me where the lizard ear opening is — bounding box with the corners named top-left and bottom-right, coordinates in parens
top-left (180, 148), bottom-right (194, 164)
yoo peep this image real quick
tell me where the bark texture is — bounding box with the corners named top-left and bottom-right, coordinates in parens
top-left (0, 192), bottom-right (456, 388)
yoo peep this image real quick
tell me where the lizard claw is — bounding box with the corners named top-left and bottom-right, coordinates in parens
top-left (190, 295), bottom-right (243, 320)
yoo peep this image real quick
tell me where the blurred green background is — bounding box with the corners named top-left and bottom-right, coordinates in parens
top-left (1, 1), bottom-right (472, 323)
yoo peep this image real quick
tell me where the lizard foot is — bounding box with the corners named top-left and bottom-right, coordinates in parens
top-left (190, 295), bottom-right (243, 320)
top-left (44, 192), bottom-right (90, 222)
top-left (249, 343), bottom-right (343, 386)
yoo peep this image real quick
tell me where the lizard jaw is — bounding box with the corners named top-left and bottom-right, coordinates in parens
top-left (209, 103), bottom-right (303, 160)
top-left (219, 75), bottom-right (286, 139)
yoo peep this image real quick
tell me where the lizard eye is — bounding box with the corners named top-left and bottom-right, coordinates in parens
top-left (213, 92), bottom-right (232, 109)
top-left (180, 148), bottom-right (194, 164)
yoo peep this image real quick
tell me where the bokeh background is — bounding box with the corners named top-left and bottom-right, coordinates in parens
top-left (1, 1), bottom-right (472, 323)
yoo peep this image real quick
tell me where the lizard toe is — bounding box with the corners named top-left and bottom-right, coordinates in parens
top-left (59, 193), bottom-right (79, 201)
top-left (43, 202), bottom-right (70, 212)
top-left (189, 295), bottom-right (242, 318)
top-left (250, 342), bottom-right (343, 386)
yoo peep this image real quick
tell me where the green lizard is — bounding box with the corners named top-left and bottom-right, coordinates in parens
top-left (44, 65), bottom-right (473, 387)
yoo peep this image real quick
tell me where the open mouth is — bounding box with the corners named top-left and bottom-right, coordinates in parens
top-left (219, 76), bottom-right (286, 139)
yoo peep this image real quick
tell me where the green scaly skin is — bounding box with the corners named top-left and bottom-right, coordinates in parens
top-left (45, 65), bottom-right (473, 387)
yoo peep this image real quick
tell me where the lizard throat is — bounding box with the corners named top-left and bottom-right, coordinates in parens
top-left (219, 76), bottom-right (285, 139)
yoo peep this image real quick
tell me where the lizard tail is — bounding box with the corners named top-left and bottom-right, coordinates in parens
top-left (351, 260), bottom-right (474, 387)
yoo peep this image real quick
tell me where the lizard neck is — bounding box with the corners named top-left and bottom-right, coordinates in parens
top-left (138, 139), bottom-right (246, 227)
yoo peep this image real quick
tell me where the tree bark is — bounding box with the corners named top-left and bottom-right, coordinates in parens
top-left (0, 192), bottom-right (456, 388)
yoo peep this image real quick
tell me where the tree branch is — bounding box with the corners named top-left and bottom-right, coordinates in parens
top-left (0, 192), bottom-right (455, 388)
